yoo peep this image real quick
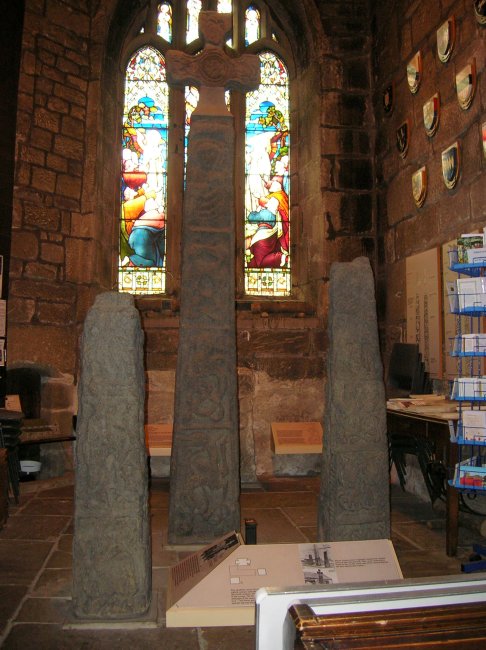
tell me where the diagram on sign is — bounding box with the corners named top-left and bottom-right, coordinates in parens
top-left (228, 556), bottom-right (267, 585)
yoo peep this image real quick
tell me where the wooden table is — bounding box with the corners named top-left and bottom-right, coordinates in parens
top-left (387, 406), bottom-right (459, 557)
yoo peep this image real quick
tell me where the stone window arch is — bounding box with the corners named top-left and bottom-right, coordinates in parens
top-left (117, 0), bottom-right (297, 299)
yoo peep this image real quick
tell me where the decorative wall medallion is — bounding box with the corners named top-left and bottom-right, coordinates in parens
top-left (442, 142), bottom-right (460, 189)
top-left (474, 0), bottom-right (486, 25)
top-left (437, 17), bottom-right (456, 62)
top-left (412, 166), bottom-right (427, 207)
top-left (423, 93), bottom-right (440, 137)
top-left (396, 119), bottom-right (411, 158)
top-left (456, 60), bottom-right (476, 110)
top-left (383, 83), bottom-right (394, 114)
top-left (482, 122), bottom-right (486, 159)
top-left (407, 51), bottom-right (422, 94)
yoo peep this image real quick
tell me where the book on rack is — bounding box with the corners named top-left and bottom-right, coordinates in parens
top-left (462, 410), bottom-right (486, 442)
top-left (457, 233), bottom-right (485, 263)
top-left (456, 277), bottom-right (486, 311)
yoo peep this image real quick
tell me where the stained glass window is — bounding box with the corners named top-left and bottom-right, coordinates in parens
top-left (186, 0), bottom-right (202, 43)
top-left (119, 47), bottom-right (168, 295)
top-left (245, 52), bottom-right (290, 296)
top-left (157, 2), bottom-right (172, 42)
top-left (120, 2), bottom-right (294, 298)
top-left (184, 86), bottom-right (199, 169)
top-left (245, 6), bottom-right (260, 45)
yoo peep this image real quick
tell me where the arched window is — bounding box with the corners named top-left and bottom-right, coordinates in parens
top-left (119, 47), bottom-right (169, 294)
top-left (119, 1), bottom-right (293, 298)
top-left (245, 51), bottom-right (290, 296)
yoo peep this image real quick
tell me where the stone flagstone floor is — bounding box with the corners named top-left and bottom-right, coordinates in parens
top-left (0, 473), bottom-right (484, 649)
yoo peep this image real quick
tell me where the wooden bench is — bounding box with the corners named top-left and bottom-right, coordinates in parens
top-left (289, 600), bottom-right (486, 649)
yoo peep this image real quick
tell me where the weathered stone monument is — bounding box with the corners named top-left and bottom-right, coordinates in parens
top-left (72, 292), bottom-right (151, 619)
top-left (318, 257), bottom-right (390, 541)
top-left (166, 12), bottom-right (259, 544)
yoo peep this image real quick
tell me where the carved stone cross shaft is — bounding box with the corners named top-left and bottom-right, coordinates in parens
top-left (166, 11), bottom-right (259, 115)
top-left (166, 12), bottom-right (259, 544)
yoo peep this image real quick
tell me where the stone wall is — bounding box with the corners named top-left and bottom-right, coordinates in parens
top-left (144, 311), bottom-right (325, 481)
top-left (6, 0), bottom-right (380, 479)
top-left (9, 0), bottom-right (105, 377)
top-left (372, 0), bottom-right (486, 364)
top-left (318, 0), bottom-right (377, 282)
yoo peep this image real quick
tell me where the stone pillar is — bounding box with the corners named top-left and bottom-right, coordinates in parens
top-left (166, 12), bottom-right (259, 545)
top-left (318, 257), bottom-right (390, 541)
top-left (72, 292), bottom-right (151, 619)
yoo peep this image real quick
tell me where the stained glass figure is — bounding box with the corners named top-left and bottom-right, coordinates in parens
top-left (157, 2), bottom-right (172, 42)
top-left (186, 0), bottom-right (202, 43)
top-left (119, 47), bottom-right (168, 294)
top-left (245, 6), bottom-right (260, 45)
top-left (245, 52), bottom-right (290, 296)
top-left (217, 0), bottom-right (232, 12)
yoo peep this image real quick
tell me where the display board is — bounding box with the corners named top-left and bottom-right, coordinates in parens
top-left (166, 532), bottom-right (402, 627)
top-left (271, 422), bottom-right (323, 454)
top-left (406, 247), bottom-right (442, 378)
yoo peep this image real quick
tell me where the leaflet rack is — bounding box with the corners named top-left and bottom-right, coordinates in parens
top-left (448, 248), bottom-right (486, 492)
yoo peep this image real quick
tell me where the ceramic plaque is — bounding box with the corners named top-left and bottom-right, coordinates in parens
top-left (456, 60), bottom-right (476, 110)
top-left (383, 83), bottom-right (394, 115)
top-left (407, 51), bottom-right (422, 94)
top-left (423, 93), bottom-right (440, 137)
top-left (396, 119), bottom-right (411, 158)
top-left (442, 142), bottom-right (460, 189)
top-left (437, 17), bottom-right (455, 63)
top-left (412, 166), bottom-right (427, 207)
top-left (474, 0), bottom-right (486, 25)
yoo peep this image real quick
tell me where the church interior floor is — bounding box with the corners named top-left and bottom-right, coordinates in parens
top-left (0, 473), bottom-right (484, 649)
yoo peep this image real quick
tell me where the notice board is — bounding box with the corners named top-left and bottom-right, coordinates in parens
top-left (406, 248), bottom-right (442, 379)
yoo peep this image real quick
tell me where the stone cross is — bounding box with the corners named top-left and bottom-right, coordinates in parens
top-left (72, 292), bottom-right (151, 619)
top-left (166, 12), bottom-right (259, 544)
top-left (318, 257), bottom-right (390, 542)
